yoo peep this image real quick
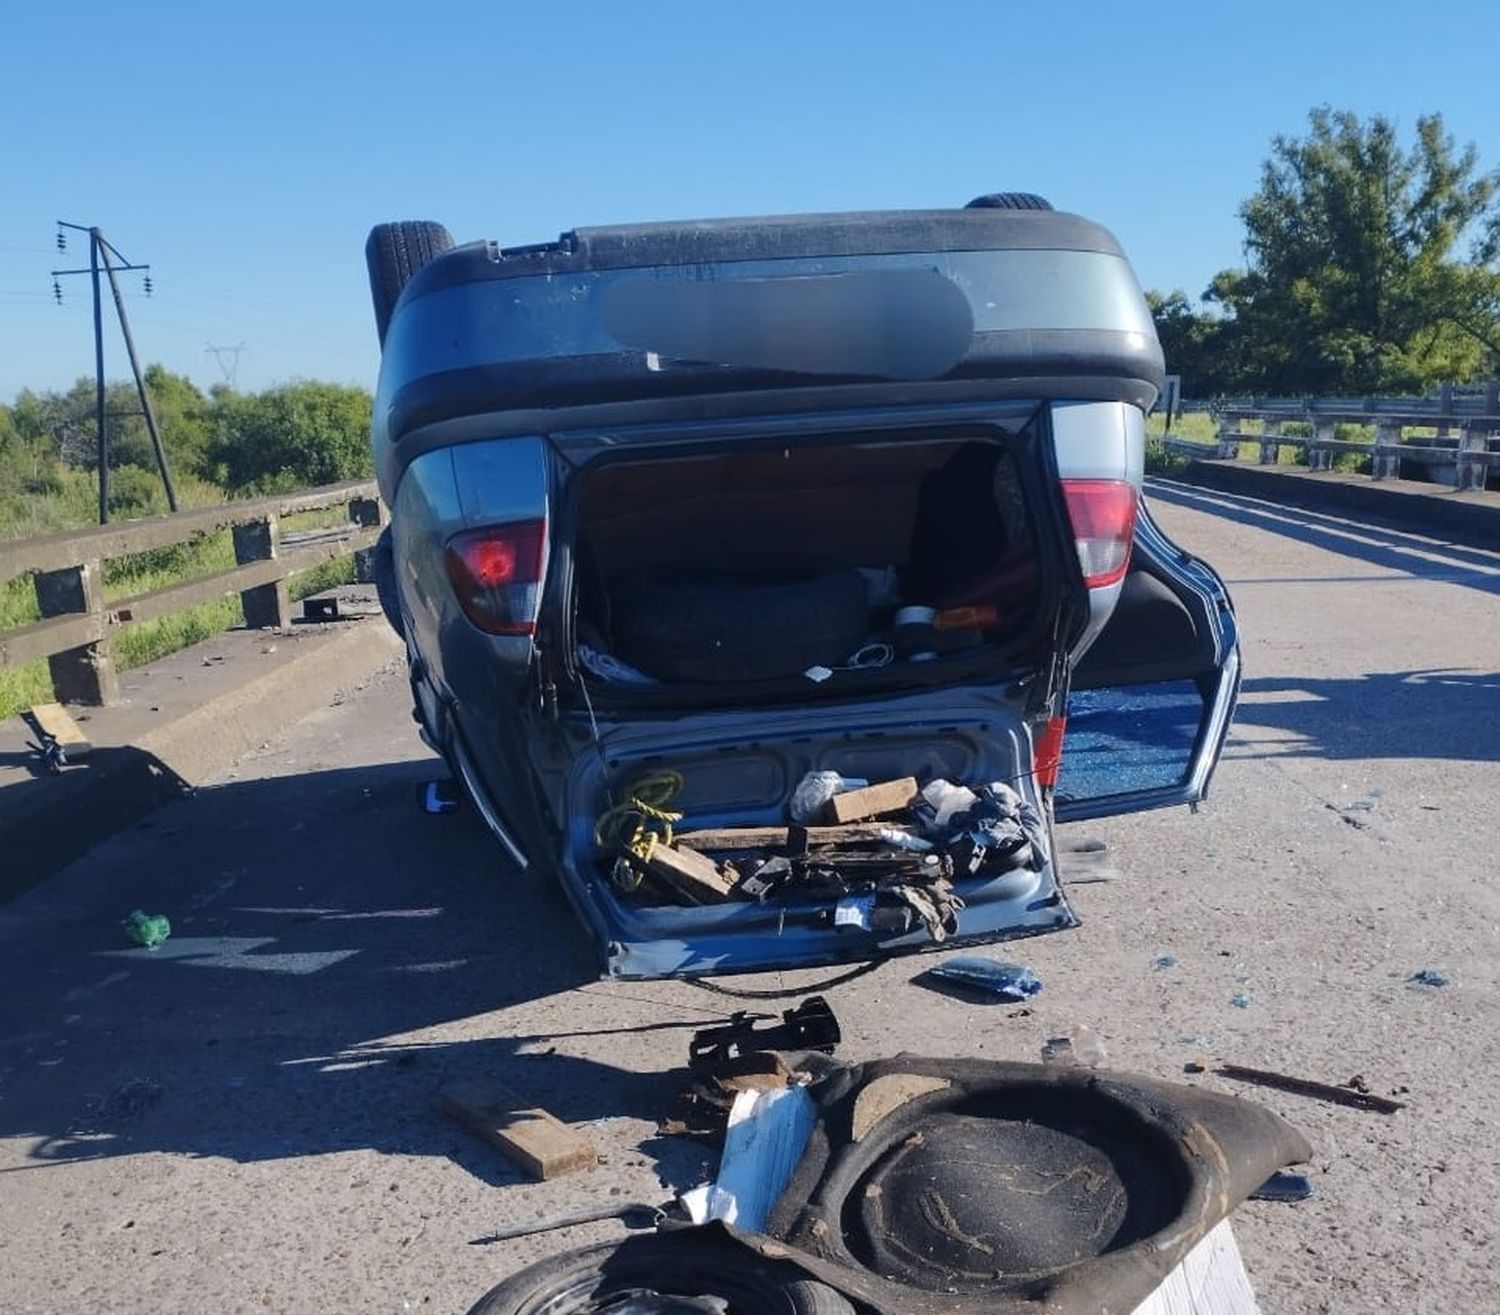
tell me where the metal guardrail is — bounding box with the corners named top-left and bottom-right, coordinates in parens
top-left (0, 479), bottom-right (384, 705)
top-left (1160, 401), bottom-right (1500, 494)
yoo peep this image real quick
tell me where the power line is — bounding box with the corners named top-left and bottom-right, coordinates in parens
top-left (51, 221), bottom-right (177, 522)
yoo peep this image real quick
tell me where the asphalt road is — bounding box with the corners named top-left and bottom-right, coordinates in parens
top-left (2, 481), bottom-right (1497, 1314)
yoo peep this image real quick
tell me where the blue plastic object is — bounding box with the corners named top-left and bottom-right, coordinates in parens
top-left (928, 955), bottom-right (1043, 1001)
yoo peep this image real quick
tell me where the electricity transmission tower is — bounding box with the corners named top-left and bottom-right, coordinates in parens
top-left (51, 222), bottom-right (179, 523)
top-left (205, 341), bottom-right (247, 388)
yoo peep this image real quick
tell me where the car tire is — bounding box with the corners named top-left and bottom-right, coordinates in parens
top-left (612, 566), bottom-right (871, 683)
top-left (372, 527), bottom-right (403, 639)
top-left (964, 192), bottom-right (1053, 210)
top-left (365, 220), bottom-right (455, 345)
top-left (462, 1234), bottom-right (856, 1315)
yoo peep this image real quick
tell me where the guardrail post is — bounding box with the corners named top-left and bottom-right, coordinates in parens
top-left (34, 560), bottom-right (119, 705)
top-left (1258, 419), bottom-right (1282, 465)
top-left (348, 496), bottom-right (385, 583)
top-left (1372, 420), bottom-right (1401, 481)
top-left (1215, 413), bottom-right (1239, 459)
top-left (1311, 421), bottom-right (1335, 471)
top-left (232, 514), bottom-right (292, 630)
top-left (1457, 422), bottom-right (1490, 493)
top-left (1436, 382), bottom-right (1454, 439)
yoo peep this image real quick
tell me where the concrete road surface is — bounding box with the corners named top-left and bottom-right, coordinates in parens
top-left (2, 480), bottom-right (1497, 1314)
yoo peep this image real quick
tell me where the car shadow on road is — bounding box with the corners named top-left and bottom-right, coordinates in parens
top-left (1231, 668), bottom-right (1500, 763)
top-left (0, 758), bottom-right (720, 1192)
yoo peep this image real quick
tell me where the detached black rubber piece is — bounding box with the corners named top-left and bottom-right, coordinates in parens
top-left (462, 1232), bottom-right (855, 1315)
top-left (964, 192), bottom-right (1053, 210)
top-left (612, 566), bottom-right (871, 683)
top-left (365, 220), bottom-right (455, 345)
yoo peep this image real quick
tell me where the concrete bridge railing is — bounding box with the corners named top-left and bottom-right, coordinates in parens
top-left (0, 479), bottom-right (384, 706)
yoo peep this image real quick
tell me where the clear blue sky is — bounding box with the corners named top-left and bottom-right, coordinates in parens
top-left (3, 0), bottom-right (1496, 401)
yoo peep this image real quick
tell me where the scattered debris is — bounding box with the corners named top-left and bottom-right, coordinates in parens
top-left (922, 955), bottom-right (1042, 1002)
top-left (302, 596), bottom-right (341, 622)
top-left (681, 1084), bottom-right (817, 1230)
top-left (438, 1080), bottom-right (599, 1180)
top-left (1152, 954), bottom-right (1181, 970)
top-left (22, 702), bottom-right (93, 774)
top-left (121, 910), bottom-right (171, 949)
top-left (1216, 1063), bottom-right (1406, 1114)
top-left (788, 770), bottom-right (868, 824)
top-left (469, 1202), bottom-right (667, 1245)
top-left (419, 779), bottom-right (461, 814)
top-left (688, 997), bottom-right (840, 1080)
top-left (1408, 968), bottom-right (1449, 988)
top-left (1041, 1024), bottom-right (1108, 1068)
top-left (1229, 991), bottom-right (1255, 1009)
top-left (1251, 1170), bottom-right (1314, 1203)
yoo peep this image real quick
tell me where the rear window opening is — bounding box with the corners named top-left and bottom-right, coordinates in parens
top-left (568, 429), bottom-right (1056, 701)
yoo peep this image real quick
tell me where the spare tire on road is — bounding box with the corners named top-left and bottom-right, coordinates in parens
top-left (612, 566), bottom-right (870, 683)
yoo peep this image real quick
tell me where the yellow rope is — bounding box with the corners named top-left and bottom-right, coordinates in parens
top-left (593, 770), bottom-right (685, 863)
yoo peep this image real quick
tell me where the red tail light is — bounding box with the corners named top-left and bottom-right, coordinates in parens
top-left (1034, 715), bottom-right (1066, 789)
top-left (1061, 479), bottom-right (1138, 589)
top-left (444, 519), bottom-right (547, 636)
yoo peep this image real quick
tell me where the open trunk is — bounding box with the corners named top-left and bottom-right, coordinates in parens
top-left (568, 426), bottom-right (1061, 702)
top-left (536, 423), bottom-right (1079, 979)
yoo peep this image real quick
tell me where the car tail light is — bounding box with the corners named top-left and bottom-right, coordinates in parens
top-left (1034, 715), bottom-right (1066, 789)
top-left (444, 519), bottom-right (547, 635)
top-left (1061, 479), bottom-right (1138, 589)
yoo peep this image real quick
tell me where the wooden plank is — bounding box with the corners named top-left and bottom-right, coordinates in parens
top-left (821, 777), bottom-right (919, 825)
top-left (438, 1080), bottom-right (597, 1180)
top-left (677, 822), bottom-right (922, 851)
top-left (646, 843), bottom-right (737, 903)
top-left (27, 702), bottom-right (92, 757)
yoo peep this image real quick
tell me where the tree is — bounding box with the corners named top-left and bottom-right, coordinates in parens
top-left (207, 381), bottom-right (373, 493)
top-left (1208, 108), bottom-right (1500, 394)
top-left (1145, 290), bottom-right (1246, 396)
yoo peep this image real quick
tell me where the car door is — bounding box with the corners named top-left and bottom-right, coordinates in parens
top-left (1053, 495), bottom-right (1240, 822)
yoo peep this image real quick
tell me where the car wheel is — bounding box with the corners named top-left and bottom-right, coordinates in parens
top-left (463, 1234), bottom-right (856, 1315)
top-left (372, 527), bottom-right (403, 639)
top-left (365, 220), bottom-right (455, 345)
top-left (963, 192), bottom-right (1053, 210)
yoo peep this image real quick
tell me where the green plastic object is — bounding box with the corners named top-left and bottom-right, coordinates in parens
top-left (122, 909), bottom-right (171, 949)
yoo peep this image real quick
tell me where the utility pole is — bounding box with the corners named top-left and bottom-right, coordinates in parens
top-left (51, 222), bottom-right (178, 521)
top-left (99, 240), bottom-right (178, 511)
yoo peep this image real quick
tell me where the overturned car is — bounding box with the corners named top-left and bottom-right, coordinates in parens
top-left (365, 195), bottom-right (1239, 979)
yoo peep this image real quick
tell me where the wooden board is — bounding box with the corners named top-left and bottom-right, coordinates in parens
top-left (647, 843), bottom-right (737, 903)
top-left (438, 1080), bottom-right (597, 1180)
top-left (821, 777), bottom-right (919, 824)
top-left (27, 702), bottom-right (92, 757)
top-left (677, 823), bottom-right (922, 851)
